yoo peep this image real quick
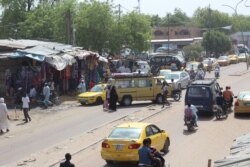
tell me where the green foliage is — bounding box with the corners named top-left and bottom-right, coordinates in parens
top-left (193, 7), bottom-right (231, 28)
top-left (162, 8), bottom-right (191, 26)
top-left (202, 30), bottom-right (231, 57)
top-left (119, 12), bottom-right (151, 53)
top-left (183, 42), bottom-right (203, 61)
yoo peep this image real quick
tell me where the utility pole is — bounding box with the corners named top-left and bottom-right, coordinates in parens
top-left (222, 0), bottom-right (248, 70)
top-left (138, 0), bottom-right (141, 13)
top-left (167, 14), bottom-right (170, 55)
top-left (208, 4), bottom-right (212, 57)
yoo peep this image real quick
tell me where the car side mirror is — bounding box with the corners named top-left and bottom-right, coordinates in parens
top-left (160, 130), bottom-right (165, 133)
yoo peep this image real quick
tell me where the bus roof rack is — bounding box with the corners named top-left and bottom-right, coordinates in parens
top-left (111, 72), bottom-right (152, 78)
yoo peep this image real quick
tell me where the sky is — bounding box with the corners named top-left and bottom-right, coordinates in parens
top-left (109, 0), bottom-right (250, 17)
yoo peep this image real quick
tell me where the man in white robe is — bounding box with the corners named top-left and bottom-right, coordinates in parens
top-left (0, 97), bottom-right (10, 134)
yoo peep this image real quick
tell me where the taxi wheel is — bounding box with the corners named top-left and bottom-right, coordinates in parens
top-left (106, 160), bottom-right (114, 165)
top-left (162, 138), bottom-right (170, 153)
top-left (80, 102), bottom-right (85, 106)
top-left (96, 97), bottom-right (103, 105)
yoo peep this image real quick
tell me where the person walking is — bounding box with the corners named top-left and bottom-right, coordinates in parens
top-left (109, 86), bottom-right (118, 111)
top-left (162, 81), bottom-right (170, 108)
top-left (77, 80), bottom-right (86, 93)
top-left (43, 83), bottom-right (52, 108)
top-left (22, 94), bottom-right (31, 123)
top-left (0, 97), bottom-right (10, 134)
top-left (59, 153), bottom-right (75, 167)
top-left (103, 85), bottom-right (111, 111)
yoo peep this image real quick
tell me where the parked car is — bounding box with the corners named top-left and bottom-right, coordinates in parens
top-left (165, 71), bottom-right (190, 89)
top-left (217, 55), bottom-right (230, 66)
top-left (159, 69), bottom-right (172, 78)
top-left (234, 91), bottom-right (250, 117)
top-left (101, 122), bottom-right (170, 164)
top-left (185, 78), bottom-right (221, 113)
top-left (78, 84), bottom-right (106, 105)
top-left (202, 58), bottom-right (218, 71)
top-left (228, 54), bottom-right (239, 64)
top-left (238, 53), bottom-right (249, 62)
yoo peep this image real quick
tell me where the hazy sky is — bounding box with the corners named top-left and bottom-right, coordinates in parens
top-left (109, 0), bottom-right (250, 17)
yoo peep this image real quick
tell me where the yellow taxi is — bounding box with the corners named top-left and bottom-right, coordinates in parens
top-left (217, 55), bottom-right (230, 66)
top-left (228, 54), bottom-right (239, 64)
top-left (101, 122), bottom-right (170, 165)
top-left (234, 91), bottom-right (250, 116)
top-left (78, 84), bottom-right (106, 105)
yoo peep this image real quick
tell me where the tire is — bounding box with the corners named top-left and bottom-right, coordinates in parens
top-left (162, 138), bottom-right (170, 153)
top-left (215, 112), bottom-right (221, 119)
top-left (122, 96), bottom-right (132, 106)
top-left (173, 92), bottom-right (181, 101)
top-left (80, 102), bottom-right (85, 105)
top-left (96, 97), bottom-right (103, 105)
top-left (106, 160), bottom-right (114, 165)
top-left (156, 94), bottom-right (163, 104)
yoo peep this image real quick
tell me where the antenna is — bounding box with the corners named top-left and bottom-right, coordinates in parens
top-left (138, 0), bottom-right (141, 13)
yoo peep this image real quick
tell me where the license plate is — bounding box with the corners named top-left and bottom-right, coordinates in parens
top-left (115, 144), bottom-right (123, 151)
top-left (195, 105), bottom-right (203, 109)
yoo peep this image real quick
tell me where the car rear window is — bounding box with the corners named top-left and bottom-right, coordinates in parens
top-left (187, 86), bottom-right (210, 98)
top-left (109, 128), bottom-right (142, 139)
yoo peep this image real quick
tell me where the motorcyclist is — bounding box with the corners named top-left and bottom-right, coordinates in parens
top-left (216, 92), bottom-right (225, 114)
top-left (214, 64), bottom-right (220, 78)
top-left (207, 58), bottom-right (213, 73)
top-left (189, 65), bottom-right (196, 80)
top-left (197, 68), bottom-right (205, 80)
top-left (138, 138), bottom-right (161, 167)
top-left (222, 86), bottom-right (234, 107)
top-left (184, 103), bottom-right (198, 127)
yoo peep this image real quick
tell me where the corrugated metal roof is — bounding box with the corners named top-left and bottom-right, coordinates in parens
top-left (214, 133), bottom-right (250, 167)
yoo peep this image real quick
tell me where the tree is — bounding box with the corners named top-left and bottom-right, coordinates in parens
top-left (119, 11), bottom-right (152, 53)
top-left (75, 0), bottom-right (114, 53)
top-left (183, 42), bottom-right (203, 61)
top-left (202, 30), bottom-right (231, 57)
top-left (193, 7), bottom-right (231, 29)
top-left (161, 8), bottom-right (191, 26)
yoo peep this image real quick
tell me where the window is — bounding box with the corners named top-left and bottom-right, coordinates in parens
top-left (115, 80), bottom-right (135, 88)
top-left (137, 79), bottom-right (152, 88)
top-left (188, 87), bottom-right (209, 98)
top-left (150, 125), bottom-right (161, 134)
top-left (109, 128), bottom-right (142, 139)
top-left (154, 30), bottom-right (164, 36)
top-left (146, 126), bottom-right (154, 137)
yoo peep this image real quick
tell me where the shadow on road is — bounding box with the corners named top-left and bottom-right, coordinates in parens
top-left (197, 112), bottom-right (214, 121)
top-left (103, 162), bottom-right (138, 167)
top-left (234, 113), bottom-right (250, 120)
top-left (183, 129), bottom-right (198, 135)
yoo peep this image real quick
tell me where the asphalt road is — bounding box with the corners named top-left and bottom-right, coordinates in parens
top-left (1, 62), bottom-right (250, 167)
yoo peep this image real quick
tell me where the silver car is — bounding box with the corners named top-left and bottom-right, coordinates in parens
top-left (165, 71), bottom-right (190, 89)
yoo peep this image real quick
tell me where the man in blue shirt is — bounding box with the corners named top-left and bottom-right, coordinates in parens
top-left (138, 138), bottom-right (152, 166)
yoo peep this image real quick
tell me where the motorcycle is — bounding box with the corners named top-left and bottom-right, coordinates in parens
top-left (185, 116), bottom-right (196, 132)
top-left (213, 104), bottom-right (228, 120)
top-left (171, 89), bottom-right (182, 101)
top-left (214, 69), bottom-right (220, 79)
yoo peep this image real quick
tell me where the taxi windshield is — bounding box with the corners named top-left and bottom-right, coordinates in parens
top-left (90, 85), bottom-right (103, 92)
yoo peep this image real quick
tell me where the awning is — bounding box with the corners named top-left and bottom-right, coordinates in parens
top-left (45, 54), bottom-right (76, 71)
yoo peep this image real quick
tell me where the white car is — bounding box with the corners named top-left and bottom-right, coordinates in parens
top-left (165, 71), bottom-right (190, 89)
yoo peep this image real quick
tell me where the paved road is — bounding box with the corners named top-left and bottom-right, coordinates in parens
top-left (1, 62), bottom-right (250, 167)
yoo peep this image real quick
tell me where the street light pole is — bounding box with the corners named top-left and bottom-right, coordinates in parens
top-left (222, 0), bottom-right (249, 70)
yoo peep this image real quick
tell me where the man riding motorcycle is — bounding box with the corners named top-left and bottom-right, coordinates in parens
top-left (184, 103), bottom-right (198, 127)
top-left (216, 92), bottom-right (227, 115)
top-left (214, 64), bottom-right (220, 78)
top-left (222, 86), bottom-right (234, 107)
